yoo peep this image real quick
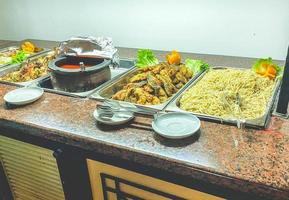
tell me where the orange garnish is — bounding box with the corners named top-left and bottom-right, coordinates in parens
top-left (167, 50), bottom-right (181, 65)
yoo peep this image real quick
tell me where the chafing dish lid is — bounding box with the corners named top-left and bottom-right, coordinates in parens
top-left (58, 36), bottom-right (119, 67)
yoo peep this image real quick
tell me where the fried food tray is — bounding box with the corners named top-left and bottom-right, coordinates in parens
top-left (90, 65), bottom-right (206, 112)
top-left (165, 67), bottom-right (280, 129)
top-left (0, 51), bottom-right (55, 86)
top-left (0, 46), bottom-right (50, 69)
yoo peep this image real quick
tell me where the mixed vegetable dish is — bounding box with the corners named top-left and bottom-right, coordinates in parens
top-left (0, 52), bottom-right (56, 83)
top-left (0, 41), bottom-right (43, 66)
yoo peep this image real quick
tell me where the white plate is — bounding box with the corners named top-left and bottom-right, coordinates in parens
top-left (4, 87), bottom-right (44, 105)
top-left (93, 109), bottom-right (134, 125)
top-left (152, 112), bottom-right (200, 139)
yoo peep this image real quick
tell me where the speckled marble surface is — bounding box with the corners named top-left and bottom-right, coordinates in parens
top-left (0, 40), bottom-right (288, 199)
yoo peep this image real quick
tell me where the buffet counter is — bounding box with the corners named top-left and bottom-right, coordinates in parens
top-left (0, 40), bottom-right (288, 200)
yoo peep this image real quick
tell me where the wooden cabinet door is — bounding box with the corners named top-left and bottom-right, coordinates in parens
top-left (87, 159), bottom-right (224, 200)
top-left (0, 135), bottom-right (65, 200)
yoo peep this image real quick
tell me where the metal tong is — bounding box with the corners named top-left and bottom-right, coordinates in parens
top-left (235, 93), bottom-right (245, 129)
top-left (96, 104), bottom-right (132, 120)
top-left (96, 99), bottom-right (157, 120)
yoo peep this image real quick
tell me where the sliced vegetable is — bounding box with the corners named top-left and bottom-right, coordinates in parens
top-left (21, 41), bottom-right (35, 54)
top-left (185, 59), bottom-right (209, 74)
top-left (21, 41), bottom-right (43, 53)
top-left (167, 50), bottom-right (181, 65)
top-left (252, 57), bottom-right (282, 80)
top-left (11, 50), bottom-right (28, 64)
top-left (135, 49), bottom-right (159, 68)
top-left (34, 46), bottom-right (43, 53)
top-left (0, 56), bottom-right (12, 65)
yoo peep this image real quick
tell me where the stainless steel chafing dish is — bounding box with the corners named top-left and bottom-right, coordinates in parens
top-left (47, 36), bottom-right (119, 93)
top-left (29, 59), bottom-right (135, 98)
top-left (0, 46), bottom-right (19, 69)
top-left (0, 46), bottom-right (50, 69)
top-left (48, 56), bottom-right (111, 93)
top-left (0, 51), bottom-right (55, 86)
top-left (165, 67), bottom-right (280, 129)
top-left (89, 66), bottom-right (206, 112)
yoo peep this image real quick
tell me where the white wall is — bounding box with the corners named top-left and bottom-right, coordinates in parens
top-left (0, 0), bottom-right (289, 60)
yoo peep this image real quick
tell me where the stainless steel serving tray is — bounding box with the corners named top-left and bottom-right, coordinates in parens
top-left (90, 65), bottom-right (205, 112)
top-left (0, 51), bottom-right (55, 86)
top-left (0, 46), bottom-right (50, 69)
top-left (165, 67), bottom-right (280, 129)
top-left (29, 59), bottom-right (136, 98)
top-left (0, 46), bottom-right (18, 69)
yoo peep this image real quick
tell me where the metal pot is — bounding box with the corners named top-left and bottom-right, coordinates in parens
top-left (48, 56), bottom-right (111, 93)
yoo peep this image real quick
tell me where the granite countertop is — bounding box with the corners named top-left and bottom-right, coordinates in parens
top-left (0, 40), bottom-right (288, 199)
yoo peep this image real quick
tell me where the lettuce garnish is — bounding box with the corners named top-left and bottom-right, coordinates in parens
top-left (136, 49), bottom-right (159, 68)
top-left (185, 59), bottom-right (209, 73)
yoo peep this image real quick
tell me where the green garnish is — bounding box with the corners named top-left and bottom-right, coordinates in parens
top-left (136, 49), bottom-right (159, 68)
top-left (185, 59), bottom-right (209, 73)
top-left (11, 50), bottom-right (28, 64)
top-left (252, 57), bottom-right (283, 80)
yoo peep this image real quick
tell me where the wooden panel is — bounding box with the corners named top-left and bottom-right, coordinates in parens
top-left (87, 159), bottom-right (224, 200)
top-left (0, 135), bottom-right (65, 200)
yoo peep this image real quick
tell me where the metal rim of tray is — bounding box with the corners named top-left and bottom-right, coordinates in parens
top-left (164, 66), bottom-right (281, 129)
